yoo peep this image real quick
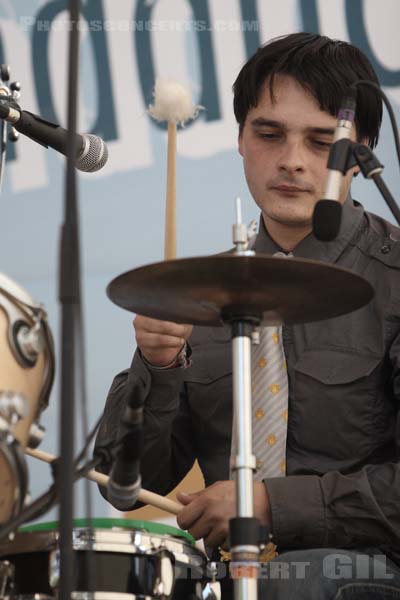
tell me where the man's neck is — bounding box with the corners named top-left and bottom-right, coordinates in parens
top-left (262, 214), bottom-right (312, 252)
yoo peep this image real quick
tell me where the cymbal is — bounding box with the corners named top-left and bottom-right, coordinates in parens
top-left (107, 254), bottom-right (374, 326)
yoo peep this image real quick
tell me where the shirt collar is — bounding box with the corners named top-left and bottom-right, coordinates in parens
top-left (253, 195), bottom-right (365, 264)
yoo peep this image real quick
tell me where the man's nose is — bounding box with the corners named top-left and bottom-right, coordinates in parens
top-left (277, 141), bottom-right (306, 173)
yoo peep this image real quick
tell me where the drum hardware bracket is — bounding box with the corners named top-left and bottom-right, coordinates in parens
top-left (202, 561), bottom-right (222, 600)
top-left (233, 197), bottom-right (256, 256)
top-left (251, 327), bottom-right (260, 346)
top-left (49, 548), bottom-right (60, 589)
top-left (0, 391), bottom-right (28, 427)
top-left (10, 318), bottom-right (38, 367)
top-left (15, 319), bottom-right (45, 364)
top-left (27, 421), bottom-right (46, 449)
top-left (152, 548), bottom-right (175, 597)
top-left (0, 65), bottom-right (21, 196)
top-left (0, 559), bottom-right (15, 597)
top-left (0, 281), bottom-right (49, 371)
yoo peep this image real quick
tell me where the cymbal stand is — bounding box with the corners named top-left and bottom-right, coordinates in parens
top-left (223, 198), bottom-right (260, 600)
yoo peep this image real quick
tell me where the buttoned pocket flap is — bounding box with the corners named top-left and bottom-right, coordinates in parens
top-left (294, 349), bottom-right (381, 384)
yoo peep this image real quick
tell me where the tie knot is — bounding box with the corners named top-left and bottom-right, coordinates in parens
top-left (273, 251), bottom-right (294, 258)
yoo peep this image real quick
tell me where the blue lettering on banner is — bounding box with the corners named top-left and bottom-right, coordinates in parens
top-left (299, 0), bottom-right (320, 34)
top-left (32, 0), bottom-right (117, 140)
top-left (239, 0), bottom-right (261, 58)
top-left (134, 0), bottom-right (220, 131)
top-left (346, 0), bottom-right (400, 87)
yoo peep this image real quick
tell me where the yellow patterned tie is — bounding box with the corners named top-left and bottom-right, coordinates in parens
top-left (251, 324), bottom-right (288, 480)
top-left (252, 251), bottom-right (291, 480)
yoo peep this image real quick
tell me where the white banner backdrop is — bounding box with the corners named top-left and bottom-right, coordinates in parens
top-left (0, 0), bottom-right (399, 522)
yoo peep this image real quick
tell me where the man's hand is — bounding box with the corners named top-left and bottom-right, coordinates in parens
top-left (176, 481), bottom-right (271, 548)
top-left (133, 315), bottom-right (193, 367)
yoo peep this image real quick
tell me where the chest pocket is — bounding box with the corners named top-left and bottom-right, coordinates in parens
top-left (290, 349), bottom-right (383, 461)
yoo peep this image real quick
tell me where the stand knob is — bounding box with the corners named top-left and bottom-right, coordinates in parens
top-left (0, 65), bottom-right (10, 82)
top-left (9, 128), bottom-right (19, 142)
top-left (10, 81), bottom-right (21, 93)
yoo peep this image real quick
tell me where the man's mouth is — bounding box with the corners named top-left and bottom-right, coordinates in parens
top-left (271, 185), bottom-right (310, 194)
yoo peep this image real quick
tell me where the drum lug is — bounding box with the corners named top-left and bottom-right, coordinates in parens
top-left (200, 562), bottom-right (221, 600)
top-left (49, 548), bottom-right (60, 589)
top-left (0, 560), bottom-right (15, 597)
top-left (200, 580), bottom-right (222, 599)
top-left (0, 391), bottom-right (28, 427)
top-left (15, 320), bottom-right (45, 365)
top-left (154, 549), bottom-right (174, 597)
top-left (27, 421), bottom-right (46, 449)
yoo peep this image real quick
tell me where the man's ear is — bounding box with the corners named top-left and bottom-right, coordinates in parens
top-left (238, 131), bottom-right (243, 157)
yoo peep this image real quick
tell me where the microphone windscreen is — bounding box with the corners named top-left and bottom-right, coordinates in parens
top-left (77, 134), bottom-right (108, 172)
top-left (312, 199), bottom-right (342, 241)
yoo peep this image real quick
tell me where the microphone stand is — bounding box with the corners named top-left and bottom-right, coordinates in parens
top-left (58, 0), bottom-right (81, 598)
top-left (352, 143), bottom-right (400, 226)
top-left (106, 376), bottom-right (144, 511)
top-left (0, 65), bottom-right (21, 196)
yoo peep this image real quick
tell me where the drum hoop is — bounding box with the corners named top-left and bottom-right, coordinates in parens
top-left (3, 593), bottom-right (177, 600)
top-left (0, 528), bottom-right (206, 567)
top-left (3, 595), bottom-right (148, 599)
top-left (72, 595), bottom-right (149, 600)
top-left (70, 594), bottom-right (152, 599)
top-left (21, 518), bottom-right (195, 545)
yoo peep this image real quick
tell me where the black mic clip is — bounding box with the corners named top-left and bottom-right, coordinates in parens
top-left (327, 138), bottom-right (357, 174)
top-left (352, 143), bottom-right (384, 179)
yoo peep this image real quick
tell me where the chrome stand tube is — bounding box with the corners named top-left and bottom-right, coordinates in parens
top-left (229, 320), bottom-right (260, 600)
top-left (232, 333), bottom-right (255, 517)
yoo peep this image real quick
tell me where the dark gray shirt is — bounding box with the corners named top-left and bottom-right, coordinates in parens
top-left (95, 198), bottom-right (400, 561)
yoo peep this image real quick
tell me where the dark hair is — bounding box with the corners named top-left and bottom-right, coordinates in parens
top-left (233, 32), bottom-right (382, 148)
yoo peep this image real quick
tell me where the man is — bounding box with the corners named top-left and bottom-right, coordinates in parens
top-left (95, 33), bottom-right (400, 598)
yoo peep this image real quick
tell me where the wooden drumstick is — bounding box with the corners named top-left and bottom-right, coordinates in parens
top-left (25, 447), bottom-right (182, 516)
top-left (165, 120), bottom-right (177, 259)
top-left (148, 79), bottom-right (201, 260)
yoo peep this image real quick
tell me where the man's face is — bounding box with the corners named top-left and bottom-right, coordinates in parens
top-left (238, 75), bottom-right (359, 230)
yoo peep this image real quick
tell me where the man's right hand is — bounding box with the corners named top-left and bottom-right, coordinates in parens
top-left (133, 315), bottom-right (193, 367)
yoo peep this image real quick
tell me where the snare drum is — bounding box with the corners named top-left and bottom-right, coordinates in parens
top-left (0, 518), bottom-right (220, 599)
top-left (0, 273), bottom-right (54, 523)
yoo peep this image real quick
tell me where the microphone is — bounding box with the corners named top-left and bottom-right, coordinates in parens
top-left (312, 87), bottom-right (357, 241)
top-left (0, 101), bottom-right (108, 172)
top-left (107, 377), bottom-right (145, 511)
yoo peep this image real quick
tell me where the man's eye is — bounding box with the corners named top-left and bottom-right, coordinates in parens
top-left (258, 133), bottom-right (280, 140)
top-left (313, 139), bottom-right (332, 148)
